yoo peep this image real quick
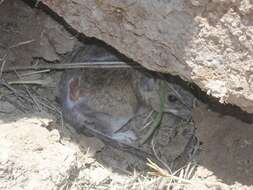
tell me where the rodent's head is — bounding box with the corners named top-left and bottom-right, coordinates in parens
top-left (164, 82), bottom-right (194, 120)
top-left (133, 71), bottom-right (194, 120)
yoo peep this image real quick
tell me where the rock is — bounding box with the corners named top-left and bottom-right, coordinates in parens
top-left (38, 0), bottom-right (253, 113)
top-left (43, 17), bottom-right (76, 55)
top-left (0, 114), bottom-right (81, 190)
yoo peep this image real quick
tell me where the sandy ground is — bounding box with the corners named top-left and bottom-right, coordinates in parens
top-left (0, 0), bottom-right (253, 189)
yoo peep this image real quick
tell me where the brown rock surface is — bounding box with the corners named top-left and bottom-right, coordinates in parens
top-left (37, 0), bottom-right (253, 112)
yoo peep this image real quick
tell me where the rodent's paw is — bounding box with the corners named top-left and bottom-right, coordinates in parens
top-left (112, 130), bottom-right (137, 144)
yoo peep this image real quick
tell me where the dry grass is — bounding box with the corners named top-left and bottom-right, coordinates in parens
top-left (147, 159), bottom-right (196, 189)
top-left (68, 157), bottom-right (201, 190)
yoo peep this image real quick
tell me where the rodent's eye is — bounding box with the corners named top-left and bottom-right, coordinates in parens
top-left (168, 94), bottom-right (178, 102)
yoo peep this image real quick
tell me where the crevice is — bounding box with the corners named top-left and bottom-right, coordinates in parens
top-left (166, 74), bottom-right (253, 123)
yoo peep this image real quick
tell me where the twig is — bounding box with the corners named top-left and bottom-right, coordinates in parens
top-left (139, 119), bottom-right (153, 132)
top-left (151, 139), bottom-right (172, 174)
top-left (143, 110), bottom-right (154, 124)
top-left (0, 79), bottom-right (34, 104)
top-left (0, 58), bottom-right (6, 79)
top-left (0, 109), bottom-right (14, 114)
top-left (30, 89), bottom-right (64, 130)
top-left (2, 95), bottom-right (27, 113)
top-left (8, 79), bottom-right (51, 87)
top-left (0, 39), bottom-right (35, 77)
top-left (19, 69), bottom-right (51, 77)
top-left (3, 61), bottom-right (142, 72)
top-left (13, 70), bottom-right (42, 111)
top-left (9, 39), bottom-right (35, 49)
top-left (0, 54), bottom-right (8, 78)
top-left (146, 159), bottom-right (194, 185)
top-left (36, 97), bottom-right (58, 113)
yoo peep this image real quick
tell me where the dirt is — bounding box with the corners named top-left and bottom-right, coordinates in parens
top-left (0, 0), bottom-right (253, 190)
top-left (193, 103), bottom-right (253, 186)
top-left (0, 0), bottom-right (76, 67)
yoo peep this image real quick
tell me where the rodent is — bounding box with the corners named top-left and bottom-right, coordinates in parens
top-left (59, 44), bottom-right (137, 143)
top-left (58, 45), bottom-right (161, 162)
top-left (61, 72), bottom-right (136, 142)
top-left (58, 43), bottom-right (193, 166)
